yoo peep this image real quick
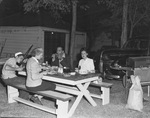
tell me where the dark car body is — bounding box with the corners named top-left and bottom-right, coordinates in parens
top-left (97, 36), bottom-right (150, 80)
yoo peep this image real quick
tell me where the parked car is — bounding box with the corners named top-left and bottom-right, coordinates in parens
top-left (94, 36), bottom-right (150, 84)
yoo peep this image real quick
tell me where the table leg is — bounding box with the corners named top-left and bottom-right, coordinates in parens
top-left (68, 93), bottom-right (83, 117)
top-left (55, 84), bottom-right (85, 117)
top-left (55, 82), bottom-right (97, 117)
top-left (77, 82), bottom-right (97, 107)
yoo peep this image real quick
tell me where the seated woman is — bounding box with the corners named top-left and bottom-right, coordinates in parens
top-left (78, 47), bottom-right (95, 74)
top-left (26, 47), bottom-right (56, 105)
top-left (78, 48), bottom-right (102, 84)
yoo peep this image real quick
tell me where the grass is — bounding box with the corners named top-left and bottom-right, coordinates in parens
top-left (0, 79), bottom-right (150, 118)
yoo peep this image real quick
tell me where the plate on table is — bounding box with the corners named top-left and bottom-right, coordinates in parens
top-left (70, 72), bottom-right (76, 75)
top-left (63, 73), bottom-right (71, 77)
top-left (47, 71), bottom-right (57, 75)
top-left (79, 71), bottom-right (89, 76)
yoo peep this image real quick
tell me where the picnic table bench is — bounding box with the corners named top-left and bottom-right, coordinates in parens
top-left (7, 77), bottom-right (73, 118)
top-left (90, 82), bottom-right (113, 105)
top-left (141, 82), bottom-right (150, 96)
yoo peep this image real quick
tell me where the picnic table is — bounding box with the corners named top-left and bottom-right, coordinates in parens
top-left (19, 71), bottom-right (100, 117)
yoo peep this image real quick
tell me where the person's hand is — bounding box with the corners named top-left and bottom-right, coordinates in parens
top-left (57, 53), bottom-right (63, 61)
top-left (41, 66), bottom-right (49, 70)
top-left (23, 58), bottom-right (28, 63)
top-left (16, 67), bottom-right (24, 71)
top-left (89, 70), bottom-right (95, 73)
top-left (42, 70), bottom-right (48, 75)
top-left (78, 66), bottom-right (81, 70)
top-left (52, 54), bottom-right (56, 61)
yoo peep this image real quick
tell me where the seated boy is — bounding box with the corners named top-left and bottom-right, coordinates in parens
top-left (1, 52), bottom-right (29, 100)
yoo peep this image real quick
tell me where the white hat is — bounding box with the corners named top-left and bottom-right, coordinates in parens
top-left (15, 52), bottom-right (23, 57)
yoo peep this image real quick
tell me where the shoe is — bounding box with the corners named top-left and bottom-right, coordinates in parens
top-left (30, 96), bottom-right (43, 105)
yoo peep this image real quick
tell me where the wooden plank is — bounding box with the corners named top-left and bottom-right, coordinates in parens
top-left (37, 91), bottom-right (73, 101)
top-left (90, 82), bottom-right (113, 88)
top-left (141, 81), bottom-right (150, 86)
top-left (13, 97), bottom-right (56, 114)
top-left (90, 93), bottom-right (102, 99)
top-left (10, 84), bottom-right (73, 102)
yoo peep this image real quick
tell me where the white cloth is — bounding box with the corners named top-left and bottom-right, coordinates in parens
top-left (2, 58), bottom-right (18, 79)
top-left (78, 58), bottom-right (95, 72)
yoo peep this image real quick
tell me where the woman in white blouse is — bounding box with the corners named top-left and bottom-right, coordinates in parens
top-left (78, 48), bottom-right (95, 74)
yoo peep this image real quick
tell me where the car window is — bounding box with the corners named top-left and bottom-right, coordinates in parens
top-left (125, 40), bottom-right (139, 49)
top-left (139, 41), bottom-right (148, 49)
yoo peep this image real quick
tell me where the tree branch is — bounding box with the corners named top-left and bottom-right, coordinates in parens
top-left (133, 6), bottom-right (149, 27)
top-left (132, 0), bottom-right (138, 24)
top-left (133, 0), bottom-right (150, 27)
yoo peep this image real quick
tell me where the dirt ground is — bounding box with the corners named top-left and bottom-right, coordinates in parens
top-left (0, 78), bottom-right (150, 118)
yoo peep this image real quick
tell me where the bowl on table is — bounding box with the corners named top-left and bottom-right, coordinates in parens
top-left (70, 72), bottom-right (76, 75)
top-left (63, 73), bottom-right (71, 77)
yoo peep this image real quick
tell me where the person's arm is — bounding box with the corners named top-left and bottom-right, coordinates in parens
top-left (4, 63), bottom-right (23, 71)
top-left (51, 54), bottom-right (59, 67)
top-left (30, 61), bottom-right (47, 80)
top-left (78, 60), bottom-right (82, 70)
top-left (4, 58), bottom-right (24, 72)
top-left (51, 54), bottom-right (56, 62)
top-left (60, 54), bottom-right (71, 68)
top-left (88, 59), bottom-right (95, 73)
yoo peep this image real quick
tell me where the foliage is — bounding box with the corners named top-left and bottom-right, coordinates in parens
top-left (24, 0), bottom-right (71, 12)
top-left (23, 0), bottom-right (72, 19)
top-left (23, 0), bottom-right (90, 22)
top-left (0, 0), bottom-right (24, 17)
top-left (97, 0), bottom-right (150, 38)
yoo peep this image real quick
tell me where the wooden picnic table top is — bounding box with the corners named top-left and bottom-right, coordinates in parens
top-left (47, 73), bottom-right (100, 81)
top-left (19, 71), bottom-right (100, 85)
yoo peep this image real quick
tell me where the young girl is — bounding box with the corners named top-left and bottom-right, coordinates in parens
top-left (78, 48), bottom-right (95, 74)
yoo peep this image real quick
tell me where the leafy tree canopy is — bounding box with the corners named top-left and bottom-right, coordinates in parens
top-left (97, 0), bottom-right (150, 38)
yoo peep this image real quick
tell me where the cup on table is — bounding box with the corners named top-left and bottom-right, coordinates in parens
top-left (63, 67), bottom-right (70, 73)
top-left (58, 67), bottom-right (63, 73)
top-left (52, 66), bottom-right (58, 72)
top-left (78, 70), bottom-right (88, 75)
top-left (75, 68), bottom-right (79, 73)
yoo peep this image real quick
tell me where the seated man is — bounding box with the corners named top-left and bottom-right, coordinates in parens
top-left (51, 46), bottom-right (71, 68)
top-left (1, 52), bottom-right (29, 100)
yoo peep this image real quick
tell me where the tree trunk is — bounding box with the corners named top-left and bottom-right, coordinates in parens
top-left (121, 0), bottom-right (128, 48)
top-left (70, 1), bottom-right (77, 69)
top-left (129, 23), bottom-right (133, 39)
